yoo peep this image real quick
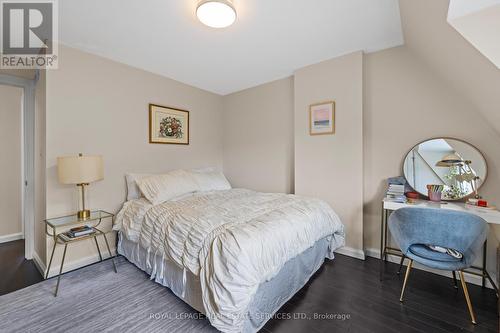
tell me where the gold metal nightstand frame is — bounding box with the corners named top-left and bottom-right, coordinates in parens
top-left (44, 210), bottom-right (117, 296)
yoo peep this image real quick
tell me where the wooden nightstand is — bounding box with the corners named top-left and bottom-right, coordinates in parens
top-left (44, 210), bottom-right (117, 296)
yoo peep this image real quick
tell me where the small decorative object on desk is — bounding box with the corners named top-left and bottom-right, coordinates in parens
top-left (466, 198), bottom-right (496, 210)
top-left (406, 191), bottom-right (420, 200)
top-left (427, 184), bottom-right (443, 202)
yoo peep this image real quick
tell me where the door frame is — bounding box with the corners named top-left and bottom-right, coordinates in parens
top-left (0, 73), bottom-right (36, 260)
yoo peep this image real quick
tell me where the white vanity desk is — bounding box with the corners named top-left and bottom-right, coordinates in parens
top-left (381, 199), bottom-right (499, 295)
top-left (384, 199), bottom-right (500, 224)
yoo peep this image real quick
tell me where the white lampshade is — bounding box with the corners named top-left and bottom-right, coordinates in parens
top-left (57, 154), bottom-right (104, 184)
top-left (436, 153), bottom-right (463, 167)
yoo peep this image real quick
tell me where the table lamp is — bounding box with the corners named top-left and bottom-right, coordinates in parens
top-left (57, 153), bottom-right (104, 219)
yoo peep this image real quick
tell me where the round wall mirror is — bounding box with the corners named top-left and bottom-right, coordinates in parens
top-left (403, 138), bottom-right (487, 200)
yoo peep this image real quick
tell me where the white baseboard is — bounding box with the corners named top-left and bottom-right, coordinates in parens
top-left (44, 251), bottom-right (115, 279)
top-left (32, 251), bottom-right (46, 277)
top-left (0, 232), bottom-right (23, 244)
top-left (365, 247), bottom-right (497, 290)
top-left (29, 244), bottom-right (498, 291)
top-left (31, 248), bottom-right (116, 279)
top-left (335, 246), bottom-right (366, 260)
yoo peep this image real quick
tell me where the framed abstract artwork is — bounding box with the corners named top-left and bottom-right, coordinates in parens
top-left (309, 101), bottom-right (335, 136)
top-left (149, 104), bottom-right (190, 145)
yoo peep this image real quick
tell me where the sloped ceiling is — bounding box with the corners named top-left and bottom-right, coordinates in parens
top-left (399, 0), bottom-right (500, 135)
top-left (448, 1), bottom-right (500, 69)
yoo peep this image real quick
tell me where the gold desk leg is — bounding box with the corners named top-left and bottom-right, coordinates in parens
top-left (54, 244), bottom-right (68, 297)
top-left (45, 239), bottom-right (57, 280)
top-left (379, 205), bottom-right (386, 281)
top-left (400, 259), bottom-right (413, 302)
top-left (452, 271), bottom-right (458, 289)
top-left (482, 240), bottom-right (487, 288)
top-left (102, 232), bottom-right (117, 273)
top-left (459, 271), bottom-right (477, 325)
top-left (380, 204), bottom-right (385, 260)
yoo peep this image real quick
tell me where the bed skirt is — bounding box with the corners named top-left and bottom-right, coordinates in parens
top-left (118, 233), bottom-right (331, 332)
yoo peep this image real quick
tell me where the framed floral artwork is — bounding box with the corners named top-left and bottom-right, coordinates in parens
top-left (309, 101), bottom-right (335, 135)
top-left (149, 104), bottom-right (190, 145)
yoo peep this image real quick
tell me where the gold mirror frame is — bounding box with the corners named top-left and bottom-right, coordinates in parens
top-left (401, 137), bottom-right (488, 201)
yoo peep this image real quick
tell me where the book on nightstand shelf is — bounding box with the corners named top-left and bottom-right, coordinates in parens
top-left (59, 226), bottom-right (95, 242)
top-left (69, 225), bottom-right (95, 237)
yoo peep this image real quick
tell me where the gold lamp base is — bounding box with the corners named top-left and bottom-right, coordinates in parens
top-left (77, 182), bottom-right (91, 220)
top-left (77, 209), bottom-right (91, 220)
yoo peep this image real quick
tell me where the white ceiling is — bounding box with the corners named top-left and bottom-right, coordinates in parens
top-left (59, 0), bottom-right (404, 95)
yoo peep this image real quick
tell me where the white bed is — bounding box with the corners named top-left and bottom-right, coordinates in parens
top-left (114, 170), bottom-right (345, 333)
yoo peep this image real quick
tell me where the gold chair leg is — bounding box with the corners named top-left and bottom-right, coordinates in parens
top-left (459, 271), bottom-right (477, 325)
top-left (400, 259), bottom-right (413, 302)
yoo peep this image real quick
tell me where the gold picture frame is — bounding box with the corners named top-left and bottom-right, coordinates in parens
top-left (309, 101), bottom-right (335, 136)
top-left (149, 104), bottom-right (190, 145)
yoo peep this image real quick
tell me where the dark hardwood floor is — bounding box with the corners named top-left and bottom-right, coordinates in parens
top-left (262, 254), bottom-right (498, 333)
top-left (0, 243), bottom-right (497, 333)
top-left (0, 240), bottom-right (43, 296)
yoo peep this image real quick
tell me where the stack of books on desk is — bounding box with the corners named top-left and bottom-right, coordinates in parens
top-left (59, 225), bottom-right (95, 242)
top-left (385, 184), bottom-right (407, 203)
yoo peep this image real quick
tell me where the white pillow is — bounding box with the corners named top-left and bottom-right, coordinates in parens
top-left (192, 166), bottom-right (217, 173)
top-left (189, 169), bottom-right (231, 192)
top-left (125, 168), bottom-right (216, 201)
top-left (137, 169), bottom-right (199, 205)
top-left (125, 173), bottom-right (153, 201)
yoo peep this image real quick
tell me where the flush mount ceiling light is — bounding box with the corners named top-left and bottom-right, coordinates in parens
top-left (196, 0), bottom-right (236, 28)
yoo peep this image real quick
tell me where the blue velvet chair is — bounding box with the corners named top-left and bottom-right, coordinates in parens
top-left (388, 207), bottom-right (489, 324)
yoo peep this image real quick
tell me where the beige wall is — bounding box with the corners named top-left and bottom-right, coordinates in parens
top-left (0, 85), bottom-right (23, 239)
top-left (222, 77), bottom-right (294, 194)
top-left (221, 45), bottom-right (500, 276)
top-left (37, 35), bottom-right (500, 282)
top-left (44, 45), bottom-right (223, 274)
top-left (363, 46), bottom-right (500, 275)
top-left (294, 52), bottom-right (364, 254)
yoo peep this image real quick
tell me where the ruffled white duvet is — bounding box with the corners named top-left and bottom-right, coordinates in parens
top-left (114, 189), bottom-right (345, 333)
